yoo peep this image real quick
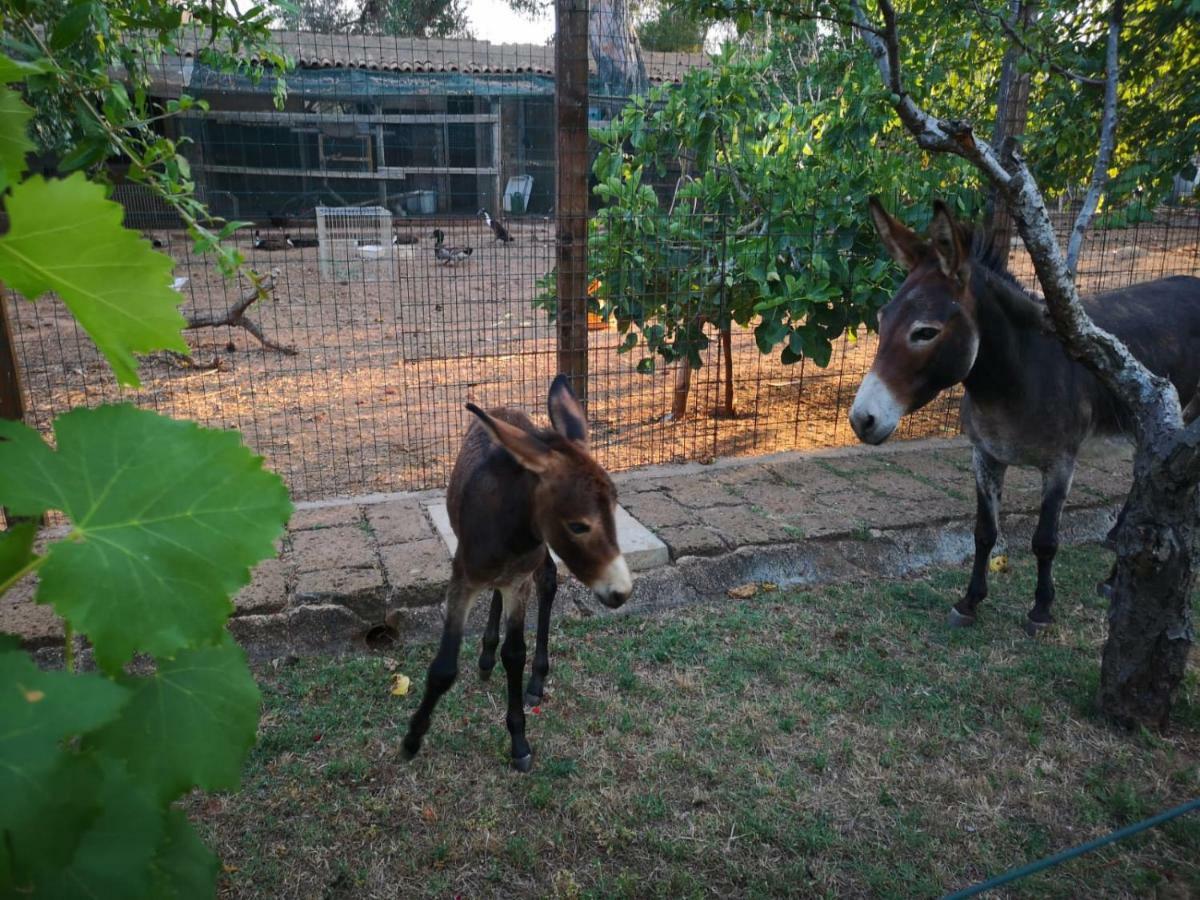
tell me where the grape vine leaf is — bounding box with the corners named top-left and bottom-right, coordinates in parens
top-left (33, 760), bottom-right (165, 900)
top-left (151, 809), bottom-right (219, 900)
top-left (0, 174), bottom-right (188, 386)
top-left (0, 522), bottom-right (37, 587)
top-left (0, 85), bottom-right (34, 194)
top-left (0, 405), bottom-right (293, 672)
top-left (0, 643), bottom-right (132, 886)
top-left (89, 638), bottom-right (262, 803)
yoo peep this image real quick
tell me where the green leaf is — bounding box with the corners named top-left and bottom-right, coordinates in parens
top-left (33, 759), bottom-right (164, 900)
top-left (0, 522), bottom-right (37, 589)
top-left (0, 85), bottom-right (35, 192)
top-left (151, 810), bottom-right (219, 900)
top-left (90, 638), bottom-right (261, 803)
top-left (0, 648), bottom-right (129, 799)
top-left (50, 2), bottom-right (93, 50)
top-left (0, 54), bottom-right (53, 83)
top-left (0, 174), bottom-right (188, 386)
top-left (0, 405), bottom-right (292, 671)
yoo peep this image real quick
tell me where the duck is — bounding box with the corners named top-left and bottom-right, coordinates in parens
top-left (253, 230), bottom-right (294, 251)
top-left (393, 231), bottom-right (420, 246)
top-left (289, 235), bottom-right (320, 249)
top-left (432, 229), bottom-right (473, 265)
top-left (479, 208), bottom-right (513, 243)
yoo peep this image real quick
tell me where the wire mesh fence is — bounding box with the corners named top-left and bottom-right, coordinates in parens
top-left (3, 22), bottom-right (1199, 502)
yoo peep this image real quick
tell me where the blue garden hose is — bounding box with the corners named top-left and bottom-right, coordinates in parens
top-left (943, 796), bottom-right (1200, 899)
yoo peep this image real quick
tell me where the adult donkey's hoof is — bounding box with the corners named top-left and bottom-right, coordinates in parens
top-left (947, 607), bottom-right (977, 628)
top-left (1023, 617), bottom-right (1053, 638)
top-left (511, 753), bottom-right (534, 774)
top-left (478, 664), bottom-right (494, 682)
top-left (523, 690), bottom-right (543, 709)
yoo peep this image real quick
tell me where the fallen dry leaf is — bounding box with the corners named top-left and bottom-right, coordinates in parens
top-left (989, 554), bottom-right (1010, 574)
top-left (390, 673), bottom-right (412, 696)
top-left (727, 583), bottom-right (759, 600)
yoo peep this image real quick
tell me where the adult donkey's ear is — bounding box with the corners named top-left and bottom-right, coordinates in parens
top-left (868, 196), bottom-right (925, 271)
top-left (547, 374), bottom-right (589, 446)
top-left (929, 200), bottom-right (971, 286)
top-left (467, 404), bottom-right (552, 473)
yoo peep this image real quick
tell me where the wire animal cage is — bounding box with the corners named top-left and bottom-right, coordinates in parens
top-left (316, 206), bottom-right (394, 281)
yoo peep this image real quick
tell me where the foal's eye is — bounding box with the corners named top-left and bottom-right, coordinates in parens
top-left (910, 326), bottom-right (941, 343)
top-left (567, 521), bottom-right (591, 535)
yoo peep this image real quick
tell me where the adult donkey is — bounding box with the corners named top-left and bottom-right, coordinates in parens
top-left (849, 198), bottom-right (1200, 634)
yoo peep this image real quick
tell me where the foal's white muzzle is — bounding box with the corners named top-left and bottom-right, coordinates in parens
top-left (591, 555), bottom-right (632, 609)
top-left (849, 372), bottom-right (904, 445)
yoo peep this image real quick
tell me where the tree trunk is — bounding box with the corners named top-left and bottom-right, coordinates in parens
top-left (672, 359), bottom-right (693, 421)
top-left (986, 0), bottom-right (1036, 266)
top-left (589, 0), bottom-right (648, 114)
top-left (1099, 452), bottom-right (1198, 729)
top-left (719, 326), bottom-right (735, 417)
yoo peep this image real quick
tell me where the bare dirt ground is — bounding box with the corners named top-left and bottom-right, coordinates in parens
top-left (5, 209), bottom-right (1198, 500)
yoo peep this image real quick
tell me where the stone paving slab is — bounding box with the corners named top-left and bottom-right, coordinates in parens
top-left (3, 436), bottom-right (1137, 659)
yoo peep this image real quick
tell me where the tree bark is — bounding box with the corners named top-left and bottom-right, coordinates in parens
top-left (1066, 0), bottom-right (1123, 275)
top-left (850, 0), bottom-right (1195, 729)
top-left (589, 0), bottom-right (648, 115)
top-left (986, 0), bottom-right (1036, 266)
top-left (1099, 449), bottom-right (1198, 728)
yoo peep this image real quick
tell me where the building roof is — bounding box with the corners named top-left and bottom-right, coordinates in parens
top-left (175, 30), bottom-right (707, 85)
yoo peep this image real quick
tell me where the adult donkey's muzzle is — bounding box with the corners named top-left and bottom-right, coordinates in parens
top-left (849, 372), bottom-right (903, 445)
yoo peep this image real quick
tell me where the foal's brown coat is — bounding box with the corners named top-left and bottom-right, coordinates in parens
top-left (402, 376), bottom-right (631, 771)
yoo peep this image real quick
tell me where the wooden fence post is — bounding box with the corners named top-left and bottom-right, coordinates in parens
top-left (0, 284), bottom-right (33, 529)
top-left (555, 0), bottom-right (590, 405)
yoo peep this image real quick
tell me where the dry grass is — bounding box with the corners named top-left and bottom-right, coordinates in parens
top-left (191, 545), bottom-right (1200, 898)
top-left (6, 210), bottom-right (1198, 499)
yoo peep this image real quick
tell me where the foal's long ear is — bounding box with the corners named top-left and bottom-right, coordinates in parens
top-left (868, 196), bottom-right (925, 271)
top-left (547, 374), bottom-right (589, 446)
top-left (466, 404), bottom-right (552, 473)
top-left (930, 201), bottom-right (970, 286)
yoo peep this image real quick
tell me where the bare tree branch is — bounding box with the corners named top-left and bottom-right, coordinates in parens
top-left (850, 0), bottom-right (1184, 443)
top-left (1066, 0), bottom-right (1123, 274)
top-left (971, 0), bottom-right (1107, 87)
top-left (183, 269), bottom-right (298, 356)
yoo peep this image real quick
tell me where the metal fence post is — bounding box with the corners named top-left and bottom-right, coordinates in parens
top-left (555, 0), bottom-right (590, 405)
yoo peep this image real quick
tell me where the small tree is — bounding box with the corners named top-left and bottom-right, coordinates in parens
top-left (579, 31), bottom-right (977, 419)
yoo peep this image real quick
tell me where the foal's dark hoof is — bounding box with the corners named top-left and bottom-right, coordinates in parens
top-left (400, 739), bottom-right (420, 761)
top-left (523, 691), bottom-right (543, 709)
top-left (1023, 617), bottom-right (1053, 638)
top-left (479, 664), bottom-right (495, 682)
top-left (947, 607), bottom-right (977, 628)
top-left (511, 753), bottom-right (534, 774)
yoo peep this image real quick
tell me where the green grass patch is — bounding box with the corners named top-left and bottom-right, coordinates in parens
top-left (192, 545), bottom-right (1200, 898)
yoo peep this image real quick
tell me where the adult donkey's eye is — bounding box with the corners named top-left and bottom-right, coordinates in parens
top-left (910, 326), bottom-right (941, 343)
top-left (567, 521), bottom-right (591, 535)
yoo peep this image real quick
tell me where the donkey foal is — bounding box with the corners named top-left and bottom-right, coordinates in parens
top-left (402, 376), bottom-right (631, 772)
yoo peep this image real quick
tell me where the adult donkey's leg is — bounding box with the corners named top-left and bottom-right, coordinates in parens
top-left (1026, 458), bottom-right (1074, 635)
top-left (402, 575), bottom-right (476, 760)
top-left (524, 550), bottom-right (557, 707)
top-left (478, 590), bottom-right (502, 680)
top-left (500, 580), bottom-right (534, 772)
top-left (951, 446), bottom-right (1006, 627)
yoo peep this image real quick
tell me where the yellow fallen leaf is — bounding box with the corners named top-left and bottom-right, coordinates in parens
top-left (22, 688), bottom-right (45, 703)
top-left (761, 582), bottom-right (779, 593)
top-left (989, 554), bottom-right (1009, 574)
top-left (727, 583), bottom-right (759, 600)
top-left (390, 673), bottom-right (411, 697)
